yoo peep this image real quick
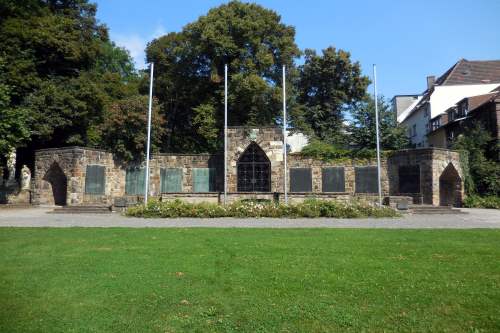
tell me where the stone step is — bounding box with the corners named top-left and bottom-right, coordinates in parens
top-left (409, 205), bottom-right (466, 214)
top-left (50, 205), bottom-right (111, 214)
top-left (0, 203), bottom-right (33, 209)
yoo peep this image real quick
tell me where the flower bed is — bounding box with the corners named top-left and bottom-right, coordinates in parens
top-left (125, 199), bottom-right (399, 218)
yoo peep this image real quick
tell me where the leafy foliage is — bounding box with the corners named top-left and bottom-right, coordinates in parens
top-left (0, 57), bottom-right (30, 156)
top-left (146, 1), bottom-right (301, 153)
top-left (0, 0), bottom-right (142, 159)
top-left (300, 139), bottom-right (378, 161)
top-left (297, 47), bottom-right (370, 144)
top-left (453, 123), bottom-right (500, 196)
top-left (463, 195), bottom-right (500, 209)
top-left (126, 198), bottom-right (398, 218)
top-left (349, 95), bottom-right (409, 150)
top-left (100, 96), bottom-right (165, 162)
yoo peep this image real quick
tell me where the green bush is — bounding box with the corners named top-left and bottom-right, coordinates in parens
top-left (299, 139), bottom-right (392, 162)
top-left (125, 199), bottom-right (399, 219)
top-left (463, 195), bottom-right (500, 209)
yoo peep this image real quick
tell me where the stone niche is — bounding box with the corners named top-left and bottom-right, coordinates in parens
top-left (387, 148), bottom-right (464, 206)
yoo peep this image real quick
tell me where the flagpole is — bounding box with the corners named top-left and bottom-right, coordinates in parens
top-left (224, 64), bottom-right (228, 205)
top-left (373, 64), bottom-right (382, 206)
top-left (283, 65), bottom-right (288, 205)
top-left (144, 62), bottom-right (154, 205)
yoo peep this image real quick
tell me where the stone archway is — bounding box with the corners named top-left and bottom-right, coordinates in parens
top-left (43, 162), bottom-right (68, 206)
top-left (237, 142), bottom-right (271, 192)
top-left (439, 163), bottom-right (462, 207)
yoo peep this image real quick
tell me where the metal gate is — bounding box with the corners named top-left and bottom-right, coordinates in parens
top-left (237, 143), bottom-right (271, 192)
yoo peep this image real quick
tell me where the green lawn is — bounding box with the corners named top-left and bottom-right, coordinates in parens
top-left (1, 228), bottom-right (499, 333)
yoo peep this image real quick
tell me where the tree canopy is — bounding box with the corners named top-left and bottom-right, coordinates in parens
top-left (146, 1), bottom-right (301, 153)
top-left (1, 0), bottom-right (393, 163)
top-left (349, 95), bottom-right (409, 151)
top-left (0, 0), bottom-right (154, 162)
top-left (298, 47), bottom-right (370, 145)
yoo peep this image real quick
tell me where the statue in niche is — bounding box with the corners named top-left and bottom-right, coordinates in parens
top-left (6, 148), bottom-right (16, 185)
top-left (21, 165), bottom-right (31, 190)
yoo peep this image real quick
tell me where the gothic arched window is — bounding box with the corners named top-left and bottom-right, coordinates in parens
top-left (237, 143), bottom-right (271, 192)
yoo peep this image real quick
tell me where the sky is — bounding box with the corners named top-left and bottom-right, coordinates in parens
top-left (94, 0), bottom-right (500, 99)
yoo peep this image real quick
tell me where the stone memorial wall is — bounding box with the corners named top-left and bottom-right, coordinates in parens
top-left (31, 127), bottom-right (464, 207)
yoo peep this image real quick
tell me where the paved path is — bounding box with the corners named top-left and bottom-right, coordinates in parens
top-left (0, 207), bottom-right (499, 228)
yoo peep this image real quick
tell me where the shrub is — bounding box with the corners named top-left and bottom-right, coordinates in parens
top-left (125, 199), bottom-right (399, 219)
top-left (463, 195), bottom-right (500, 209)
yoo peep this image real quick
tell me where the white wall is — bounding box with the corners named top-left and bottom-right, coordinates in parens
top-left (401, 83), bottom-right (500, 147)
top-left (403, 105), bottom-right (429, 147)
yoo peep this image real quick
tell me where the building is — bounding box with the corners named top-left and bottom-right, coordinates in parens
top-left (428, 89), bottom-right (500, 149)
top-left (31, 127), bottom-right (465, 207)
top-left (392, 94), bottom-right (421, 119)
top-left (397, 59), bottom-right (500, 147)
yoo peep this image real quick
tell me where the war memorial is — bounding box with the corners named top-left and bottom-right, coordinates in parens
top-left (21, 126), bottom-right (464, 209)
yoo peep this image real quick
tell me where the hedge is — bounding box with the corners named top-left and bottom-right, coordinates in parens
top-left (125, 199), bottom-right (399, 218)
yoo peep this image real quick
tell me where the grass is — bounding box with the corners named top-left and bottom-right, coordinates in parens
top-left (1, 228), bottom-right (499, 332)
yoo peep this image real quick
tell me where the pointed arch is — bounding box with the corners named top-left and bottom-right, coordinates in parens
top-left (439, 163), bottom-right (462, 207)
top-left (237, 142), bottom-right (271, 192)
top-left (43, 162), bottom-right (68, 206)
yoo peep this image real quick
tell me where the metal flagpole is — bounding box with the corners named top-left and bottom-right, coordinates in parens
top-left (224, 64), bottom-right (228, 205)
top-left (373, 64), bottom-right (382, 206)
top-left (283, 65), bottom-right (288, 204)
top-left (144, 62), bottom-right (154, 205)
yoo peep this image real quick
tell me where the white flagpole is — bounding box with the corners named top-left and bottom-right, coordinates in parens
top-left (283, 65), bottom-right (288, 205)
top-left (224, 64), bottom-right (228, 205)
top-left (144, 62), bottom-right (154, 205)
top-left (373, 64), bottom-right (382, 206)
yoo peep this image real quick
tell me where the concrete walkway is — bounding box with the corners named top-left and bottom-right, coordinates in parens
top-left (0, 207), bottom-right (499, 228)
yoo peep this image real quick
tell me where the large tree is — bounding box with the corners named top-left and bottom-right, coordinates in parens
top-left (297, 47), bottom-right (370, 145)
top-left (349, 95), bottom-right (409, 151)
top-left (0, 0), bottom-right (139, 154)
top-left (146, 1), bottom-right (300, 153)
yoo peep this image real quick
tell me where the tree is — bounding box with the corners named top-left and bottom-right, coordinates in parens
top-left (0, 0), bottom-right (139, 154)
top-left (453, 123), bottom-right (500, 196)
top-left (349, 95), bottom-right (409, 150)
top-left (100, 96), bottom-right (165, 162)
top-left (146, 1), bottom-right (300, 153)
top-left (0, 56), bottom-right (30, 156)
top-left (297, 47), bottom-right (370, 145)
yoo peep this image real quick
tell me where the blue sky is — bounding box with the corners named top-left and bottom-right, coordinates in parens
top-left (94, 0), bottom-right (500, 99)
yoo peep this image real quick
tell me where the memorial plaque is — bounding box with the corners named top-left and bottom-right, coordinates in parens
top-left (193, 168), bottom-right (216, 192)
top-left (322, 167), bottom-right (345, 192)
top-left (125, 167), bottom-right (145, 195)
top-left (290, 168), bottom-right (312, 192)
top-left (355, 166), bottom-right (378, 193)
top-left (161, 168), bottom-right (182, 193)
top-left (84, 165), bottom-right (105, 195)
top-left (399, 165), bottom-right (420, 193)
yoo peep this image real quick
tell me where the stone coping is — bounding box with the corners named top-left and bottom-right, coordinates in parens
top-left (35, 146), bottom-right (460, 156)
top-left (35, 146), bottom-right (111, 153)
top-left (227, 126), bottom-right (280, 129)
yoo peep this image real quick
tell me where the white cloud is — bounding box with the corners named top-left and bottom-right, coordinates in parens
top-left (111, 24), bottom-right (167, 70)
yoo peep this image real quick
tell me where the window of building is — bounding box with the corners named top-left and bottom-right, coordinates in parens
top-left (355, 166), bottom-right (379, 193)
top-left (125, 167), bottom-right (145, 195)
top-left (160, 168), bottom-right (182, 193)
top-left (412, 124), bottom-right (417, 137)
top-left (193, 168), bottom-right (216, 192)
top-left (431, 117), bottom-right (441, 131)
top-left (322, 167), bottom-right (345, 192)
top-left (290, 168), bottom-right (312, 192)
top-left (85, 165), bottom-right (105, 195)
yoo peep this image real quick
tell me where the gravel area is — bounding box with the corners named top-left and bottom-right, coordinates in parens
top-left (0, 207), bottom-right (499, 228)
